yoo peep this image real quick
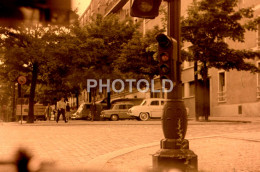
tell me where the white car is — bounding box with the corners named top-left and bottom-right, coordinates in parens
top-left (127, 98), bottom-right (166, 121)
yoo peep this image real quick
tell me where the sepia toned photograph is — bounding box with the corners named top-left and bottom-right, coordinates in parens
top-left (0, 0), bottom-right (260, 171)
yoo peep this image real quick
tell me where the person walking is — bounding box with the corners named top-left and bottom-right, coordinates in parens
top-left (65, 102), bottom-right (70, 121)
top-left (44, 103), bottom-right (52, 121)
top-left (56, 97), bottom-right (67, 123)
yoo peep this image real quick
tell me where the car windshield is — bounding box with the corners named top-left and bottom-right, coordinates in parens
top-left (77, 104), bottom-right (85, 112)
top-left (140, 100), bottom-right (147, 106)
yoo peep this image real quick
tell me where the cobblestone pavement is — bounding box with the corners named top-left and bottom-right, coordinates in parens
top-left (0, 120), bottom-right (260, 171)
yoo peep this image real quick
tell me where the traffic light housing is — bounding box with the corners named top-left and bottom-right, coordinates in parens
top-left (0, 0), bottom-right (71, 26)
top-left (156, 34), bottom-right (177, 87)
top-left (130, 0), bottom-right (162, 19)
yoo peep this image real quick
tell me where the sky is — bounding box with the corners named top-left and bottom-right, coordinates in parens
top-left (72, 0), bottom-right (91, 16)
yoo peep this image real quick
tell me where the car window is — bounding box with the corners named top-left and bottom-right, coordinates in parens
top-left (127, 105), bottom-right (133, 109)
top-left (161, 101), bottom-right (165, 105)
top-left (150, 101), bottom-right (159, 106)
top-left (119, 105), bottom-right (126, 109)
top-left (111, 105), bottom-right (119, 109)
top-left (114, 105), bottom-right (120, 109)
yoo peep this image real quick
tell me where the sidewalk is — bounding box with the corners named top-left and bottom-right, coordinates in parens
top-left (100, 132), bottom-right (260, 172)
top-left (83, 116), bottom-right (260, 172)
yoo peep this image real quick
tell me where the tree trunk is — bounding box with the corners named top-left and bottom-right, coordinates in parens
top-left (107, 92), bottom-right (111, 109)
top-left (201, 62), bottom-right (209, 121)
top-left (89, 91), bottom-right (91, 103)
top-left (12, 82), bottom-right (16, 121)
top-left (194, 61), bottom-right (199, 121)
top-left (27, 63), bottom-right (38, 123)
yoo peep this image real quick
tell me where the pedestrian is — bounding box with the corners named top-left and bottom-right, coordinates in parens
top-left (66, 102), bottom-right (70, 121)
top-left (56, 97), bottom-right (67, 123)
top-left (44, 103), bottom-right (52, 121)
top-left (90, 102), bottom-right (96, 121)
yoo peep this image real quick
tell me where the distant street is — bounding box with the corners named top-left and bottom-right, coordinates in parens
top-left (0, 120), bottom-right (260, 170)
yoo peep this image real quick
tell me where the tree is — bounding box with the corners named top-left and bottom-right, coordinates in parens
top-left (62, 14), bottom-right (140, 109)
top-left (181, 0), bottom-right (260, 120)
top-left (0, 25), bottom-right (72, 123)
top-left (116, 26), bottom-right (164, 81)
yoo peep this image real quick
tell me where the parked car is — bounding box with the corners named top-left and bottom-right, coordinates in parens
top-left (71, 103), bottom-right (91, 120)
top-left (127, 98), bottom-right (166, 121)
top-left (71, 103), bottom-right (104, 120)
top-left (100, 103), bottom-right (135, 121)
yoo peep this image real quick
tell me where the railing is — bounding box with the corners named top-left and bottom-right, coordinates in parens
top-left (104, 0), bottom-right (128, 16)
top-left (105, 0), bottom-right (120, 15)
top-left (218, 91), bottom-right (226, 102)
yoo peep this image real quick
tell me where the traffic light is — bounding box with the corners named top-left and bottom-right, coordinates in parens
top-left (38, 0), bottom-right (71, 24)
top-left (0, 0), bottom-right (71, 26)
top-left (130, 0), bottom-right (162, 19)
top-left (156, 34), bottom-right (177, 87)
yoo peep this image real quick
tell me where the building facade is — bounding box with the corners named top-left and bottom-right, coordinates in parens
top-left (78, 0), bottom-right (260, 117)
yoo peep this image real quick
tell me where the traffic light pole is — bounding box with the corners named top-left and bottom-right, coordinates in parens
top-left (152, 0), bottom-right (198, 171)
top-left (168, 0), bottom-right (181, 89)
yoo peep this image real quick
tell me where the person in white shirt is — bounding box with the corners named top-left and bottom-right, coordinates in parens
top-left (56, 97), bottom-right (67, 123)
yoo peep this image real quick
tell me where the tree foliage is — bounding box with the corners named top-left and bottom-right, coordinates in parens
top-left (181, 0), bottom-right (260, 74)
top-left (0, 13), bottom-right (166, 122)
top-left (116, 25), bottom-right (164, 80)
top-left (181, 0), bottom-right (260, 120)
top-left (0, 25), bottom-right (72, 122)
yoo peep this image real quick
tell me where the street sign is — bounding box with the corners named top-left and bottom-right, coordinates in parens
top-left (17, 76), bottom-right (27, 85)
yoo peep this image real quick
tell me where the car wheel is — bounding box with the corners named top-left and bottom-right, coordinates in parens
top-left (110, 115), bottom-right (119, 121)
top-left (139, 112), bottom-right (149, 121)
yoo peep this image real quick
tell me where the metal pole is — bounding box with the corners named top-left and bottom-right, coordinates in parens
top-left (12, 82), bottom-right (16, 122)
top-left (21, 99), bottom-right (23, 124)
top-left (153, 0), bottom-right (198, 171)
top-left (167, 0), bottom-right (182, 99)
top-left (20, 84), bottom-right (23, 125)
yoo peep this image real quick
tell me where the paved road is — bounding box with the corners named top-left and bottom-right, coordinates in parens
top-left (0, 120), bottom-right (259, 170)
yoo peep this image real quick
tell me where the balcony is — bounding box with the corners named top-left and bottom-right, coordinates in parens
top-left (104, 0), bottom-right (129, 17)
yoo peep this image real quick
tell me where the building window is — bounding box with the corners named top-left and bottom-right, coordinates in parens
top-left (151, 92), bottom-right (160, 98)
top-left (182, 82), bottom-right (194, 98)
top-left (189, 81), bottom-right (195, 97)
top-left (183, 60), bottom-right (194, 69)
top-left (150, 101), bottom-right (159, 106)
top-left (125, 9), bottom-right (129, 17)
top-left (257, 61), bottom-right (260, 98)
top-left (218, 71), bottom-right (226, 102)
top-left (182, 83), bottom-right (184, 98)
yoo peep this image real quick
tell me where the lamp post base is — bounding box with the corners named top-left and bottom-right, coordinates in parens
top-left (152, 139), bottom-right (198, 171)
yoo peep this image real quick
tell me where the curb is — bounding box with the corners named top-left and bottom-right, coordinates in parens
top-left (1, 118), bottom-right (253, 126)
top-left (84, 142), bottom-right (159, 171)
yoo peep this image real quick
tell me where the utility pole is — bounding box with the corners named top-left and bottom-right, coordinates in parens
top-left (130, 0), bottom-right (198, 171)
top-left (152, 1), bottom-right (198, 171)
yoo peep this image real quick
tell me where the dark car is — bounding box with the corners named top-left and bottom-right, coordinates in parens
top-left (71, 103), bottom-right (103, 120)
